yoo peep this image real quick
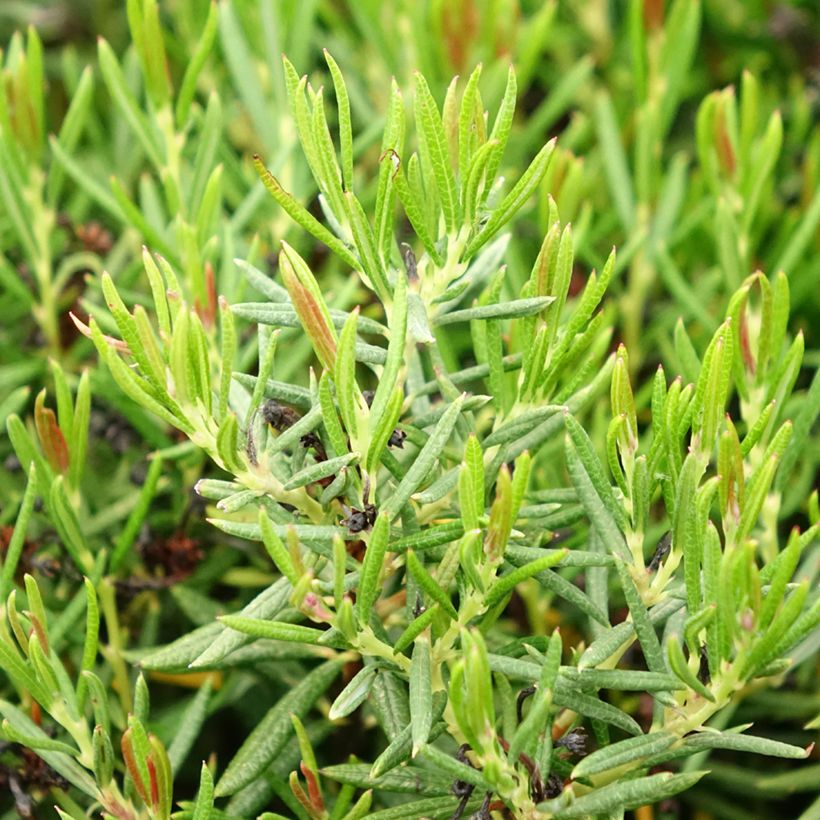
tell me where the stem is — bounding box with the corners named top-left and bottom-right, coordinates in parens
top-left (98, 579), bottom-right (132, 715)
top-left (355, 627), bottom-right (410, 672)
top-left (31, 173), bottom-right (60, 357)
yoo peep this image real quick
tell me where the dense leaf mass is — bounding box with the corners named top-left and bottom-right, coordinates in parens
top-left (0, 2), bottom-right (818, 818)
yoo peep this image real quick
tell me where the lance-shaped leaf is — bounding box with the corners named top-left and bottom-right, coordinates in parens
top-left (737, 422), bottom-right (792, 542)
top-left (463, 139), bottom-right (557, 259)
top-left (693, 320), bottom-right (733, 449)
top-left (405, 551), bottom-right (457, 619)
top-left (616, 560), bottom-right (668, 675)
top-left (435, 296), bottom-right (554, 325)
top-left (148, 733), bottom-right (173, 819)
top-left (485, 464), bottom-right (514, 561)
top-left (482, 66), bottom-right (517, 200)
top-left (364, 795), bottom-right (484, 819)
top-left (33, 391), bottom-right (69, 475)
top-left (486, 550), bottom-right (568, 611)
top-left (740, 580), bottom-right (809, 678)
top-left (483, 406), bottom-right (564, 448)
top-left (329, 665), bottom-right (378, 720)
top-left (369, 669), bottom-right (411, 743)
top-left (122, 718), bottom-right (152, 805)
top-left (565, 418), bottom-right (629, 560)
top-left (335, 308), bottom-right (362, 438)
top-left (259, 508), bottom-right (299, 585)
top-left (393, 163), bottom-right (445, 266)
top-left (218, 617), bottom-right (344, 647)
top-left (370, 691), bottom-right (447, 778)
top-left (92, 724), bottom-right (113, 786)
top-left (0, 700), bottom-right (96, 796)
top-left (284, 453), bottom-right (359, 491)
top-left (97, 37), bottom-right (163, 168)
top-left (552, 683), bottom-right (642, 736)
top-left (320, 763), bottom-right (452, 796)
top-left (509, 629), bottom-right (562, 763)
top-left (75, 577), bottom-right (99, 709)
top-left (458, 64), bottom-right (483, 189)
top-left (419, 743), bottom-right (490, 792)
top-left (414, 72), bottom-right (459, 233)
top-left (409, 635), bottom-right (432, 754)
top-left (572, 732), bottom-right (677, 780)
top-left (1, 719), bottom-right (78, 757)
top-left (461, 629), bottom-right (496, 746)
top-left (189, 578), bottom-right (294, 668)
top-left (1, 463), bottom-right (38, 599)
top-left (49, 477), bottom-right (93, 573)
top-left (579, 596), bottom-right (686, 669)
top-left (373, 81), bottom-right (405, 262)
top-left (366, 388), bottom-right (403, 476)
top-left (382, 395), bottom-right (465, 520)
top-left (318, 372), bottom-right (350, 459)
top-left (548, 771), bottom-right (707, 817)
top-left (323, 50), bottom-right (353, 190)
top-left (611, 344), bottom-right (637, 453)
top-left (167, 679), bottom-right (213, 775)
top-left (110, 454), bottom-right (163, 571)
top-left (459, 434), bottom-right (484, 531)
top-left (679, 730), bottom-right (812, 759)
top-left (191, 763), bottom-right (215, 820)
top-left (392, 607), bottom-right (438, 657)
top-left (255, 158), bottom-right (359, 269)
top-left (759, 527), bottom-right (809, 630)
top-left (279, 241), bottom-right (338, 371)
top-left (369, 270), bottom-right (407, 428)
top-left (356, 513), bottom-right (390, 625)
top-left (216, 659), bottom-right (344, 796)
top-left (667, 635), bottom-right (715, 702)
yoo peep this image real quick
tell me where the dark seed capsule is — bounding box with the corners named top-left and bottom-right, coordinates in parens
top-left (344, 510), bottom-right (368, 533)
top-left (342, 503), bottom-right (377, 534)
top-left (544, 773), bottom-right (564, 798)
top-left (451, 778), bottom-right (474, 799)
top-left (516, 685), bottom-right (536, 722)
top-left (450, 785), bottom-right (473, 820)
top-left (698, 646), bottom-right (711, 685)
top-left (261, 399), bottom-right (301, 430)
top-left (130, 462), bottom-right (148, 485)
top-left (450, 744), bottom-right (477, 820)
top-left (360, 392), bottom-right (404, 447)
top-left (529, 766), bottom-right (546, 803)
top-left (556, 727), bottom-right (589, 756)
top-left (300, 432), bottom-right (327, 461)
top-left (472, 791), bottom-right (493, 820)
top-left (455, 743), bottom-right (472, 765)
top-left (400, 243), bottom-right (417, 280)
top-left (648, 530), bottom-right (672, 572)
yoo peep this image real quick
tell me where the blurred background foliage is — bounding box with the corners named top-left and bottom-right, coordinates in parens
top-left (0, 1), bottom-right (818, 817)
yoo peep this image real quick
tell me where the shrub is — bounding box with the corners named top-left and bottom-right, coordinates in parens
top-left (1, 2), bottom-right (817, 818)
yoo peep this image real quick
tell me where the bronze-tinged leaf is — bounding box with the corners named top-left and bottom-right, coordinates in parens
top-left (34, 392), bottom-right (69, 474)
top-left (121, 729), bottom-right (150, 805)
top-left (194, 261), bottom-right (218, 330)
top-left (280, 243), bottom-right (338, 371)
top-left (69, 312), bottom-right (131, 353)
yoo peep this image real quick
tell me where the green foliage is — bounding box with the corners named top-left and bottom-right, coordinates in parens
top-left (0, 1), bottom-right (818, 818)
